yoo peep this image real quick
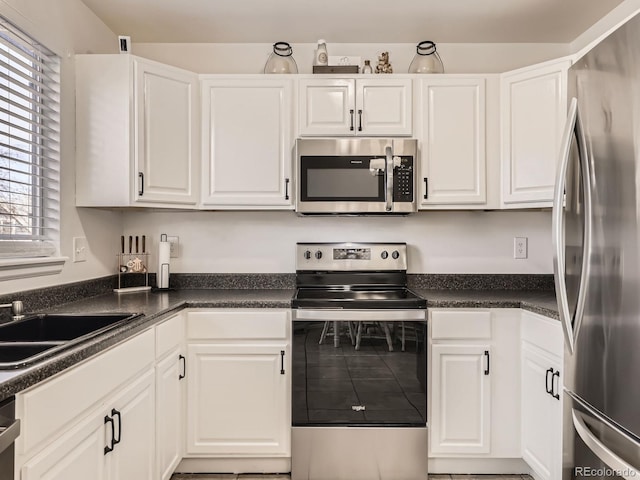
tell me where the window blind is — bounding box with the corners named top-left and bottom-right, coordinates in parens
top-left (0, 19), bottom-right (60, 258)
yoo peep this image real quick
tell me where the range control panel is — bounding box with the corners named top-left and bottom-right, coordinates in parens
top-left (296, 242), bottom-right (407, 271)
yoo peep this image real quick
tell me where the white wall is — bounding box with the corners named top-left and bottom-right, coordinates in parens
top-left (571, 0), bottom-right (640, 58)
top-left (122, 210), bottom-right (553, 274)
top-left (0, 0), bottom-right (122, 295)
top-left (132, 42), bottom-right (569, 74)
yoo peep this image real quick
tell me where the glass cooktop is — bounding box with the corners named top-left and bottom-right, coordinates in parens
top-left (292, 287), bottom-right (426, 309)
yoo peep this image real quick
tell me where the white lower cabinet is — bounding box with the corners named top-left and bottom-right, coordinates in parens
top-left (155, 313), bottom-right (186, 480)
top-left (184, 309), bottom-right (291, 459)
top-left (429, 309), bottom-right (522, 465)
top-left (521, 312), bottom-right (563, 480)
top-left (21, 370), bottom-right (155, 480)
top-left (105, 371), bottom-right (156, 480)
top-left (186, 344), bottom-right (289, 455)
top-left (20, 414), bottom-right (105, 480)
top-left (429, 308), bottom-right (562, 478)
top-left (430, 343), bottom-right (491, 454)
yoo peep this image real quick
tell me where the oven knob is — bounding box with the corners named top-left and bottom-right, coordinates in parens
top-left (381, 251), bottom-right (389, 259)
top-left (392, 250), bottom-right (400, 259)
top-left (315, 250), bottom-right (323, 260)
top-left (304, 250), bottom-right (311, 260)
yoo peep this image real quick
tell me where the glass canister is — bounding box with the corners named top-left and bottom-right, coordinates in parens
top-left (264, 42), bottom-right (298, 74)
top-left (408, 40), bottom-right (444, 74)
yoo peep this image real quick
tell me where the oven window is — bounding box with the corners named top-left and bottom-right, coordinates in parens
top-left (300, 156), bottom-right (384, 202)
top-left (292, 320), bottom-right (427, 427)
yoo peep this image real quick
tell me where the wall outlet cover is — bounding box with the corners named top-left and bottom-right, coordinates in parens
top-left (514, 237), bottom-right (528, 259)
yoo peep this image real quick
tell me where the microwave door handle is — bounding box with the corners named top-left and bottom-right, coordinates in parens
top-left (385, 146), bottom-right (393, 212)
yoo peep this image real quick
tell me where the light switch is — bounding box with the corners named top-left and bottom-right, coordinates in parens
top-left (73, 237), bottom-right (88, 263)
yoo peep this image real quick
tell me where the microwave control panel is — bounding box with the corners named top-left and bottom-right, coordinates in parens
top-left (393, 157), bottom-right (414, 202)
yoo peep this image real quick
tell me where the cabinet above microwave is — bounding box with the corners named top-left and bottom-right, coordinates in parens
top-left (298, 78), bottom-right (412, 137)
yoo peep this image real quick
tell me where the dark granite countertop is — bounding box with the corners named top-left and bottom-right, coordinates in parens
top-left (0, 287), bottom-right (557, 402)
top-left (415, 289), bottom-right (558, 319)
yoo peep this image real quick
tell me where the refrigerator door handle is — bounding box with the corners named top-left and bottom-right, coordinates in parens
top-left (552, 97), bottom-right (592, 354)
top-left (572, 409), bottom-right (640, 480)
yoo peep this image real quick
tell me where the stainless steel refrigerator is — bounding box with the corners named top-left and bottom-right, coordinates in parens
top-left (554, 11), bottom-right (640, 480)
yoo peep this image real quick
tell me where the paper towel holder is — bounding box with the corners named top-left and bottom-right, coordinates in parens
top-left (154, 233), bottom-right (172, 292)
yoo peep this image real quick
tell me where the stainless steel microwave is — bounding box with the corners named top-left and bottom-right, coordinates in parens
top-left (295, 138), bottom-right (417, 214)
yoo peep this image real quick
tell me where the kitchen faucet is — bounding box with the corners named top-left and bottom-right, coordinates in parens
top-left (0, 301), bottom-right (25, 322)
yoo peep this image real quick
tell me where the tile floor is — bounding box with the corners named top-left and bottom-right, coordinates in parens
top-left (170, 475), bottom-right (533, 480)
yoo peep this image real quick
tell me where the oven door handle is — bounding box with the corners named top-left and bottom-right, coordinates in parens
top-left (385, 145), bottom-right (393, 212)
top-left (293, 309), bottom-right (426, 322)
top-left (0, 419), bottom-right (19, 454)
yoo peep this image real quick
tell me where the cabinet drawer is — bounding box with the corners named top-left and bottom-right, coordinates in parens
top-left (521, 311), bottom-right (563, 356)
top-left (156, 312), bottom-right (184, 358)
top-left (186, 309), bottom-right (289, 340)
top-left (431, 309), bottom-right (491, 340)
top-left (17, 329), bottom-right (155, 455)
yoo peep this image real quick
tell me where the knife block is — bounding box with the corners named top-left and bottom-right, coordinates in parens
top-left (114, 252), bottom-right (151, 293)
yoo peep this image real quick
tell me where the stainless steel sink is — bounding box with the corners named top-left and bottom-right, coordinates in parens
top-left (0, 313), bottom-right (142, 369)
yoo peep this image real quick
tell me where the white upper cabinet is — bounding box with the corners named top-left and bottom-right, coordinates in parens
top-left (417, 77), bottom-right (488, 207)
top-left (75, 55), bottom-right (199, 208)
top-left (134, 60), bottom-right (199, 205)
top-left (501, 57), bottom-right (571, 207)
top-left (201, 77), bottom-right (294, 208)
top-left (298, 77), bottom-right (412, 136)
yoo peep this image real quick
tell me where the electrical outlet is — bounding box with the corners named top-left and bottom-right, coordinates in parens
top-left (73, 237), bottom-right (87, 262)
top-left (514, 237), bottom-right (528, 259)
top-left (167, 236), bottom-right (179, 258)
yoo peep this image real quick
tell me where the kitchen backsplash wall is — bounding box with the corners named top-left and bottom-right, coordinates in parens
top-left (122, 210), bottom-right (552, 274)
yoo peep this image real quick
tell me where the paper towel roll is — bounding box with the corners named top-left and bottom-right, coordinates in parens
top-left (158, 238), bottom-right (170, 289)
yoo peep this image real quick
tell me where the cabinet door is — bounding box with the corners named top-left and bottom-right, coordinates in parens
top-left (107, 370), bottom-right (155, 480)
top-left (521, 342), bottom-right (562, 480)
top-left (501, 58), bottom-right (570, 206)
top-left (418, 78), bottom-right (487, 206)
top-left (356, 79), bottom-right (412, 136)
top-left (430, 344), bottom-right (491, 455)
top-left (156, 348), bottom-right (184, 480)
top-left (298, 79), bottom-right (355, 136)
top-left (186, 343), bottom-right (290, 456)
top-left (134, 59), bottom-right (199, 205)
top-left (21, 414), bottom-right (106, 480)
top-left (201, 78), bottom-right (293, 207)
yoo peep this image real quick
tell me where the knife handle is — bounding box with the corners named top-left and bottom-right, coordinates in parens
top-left (120, 236), bottom-right (125, 254)
top-left (128, 236), bottom-right (132, 254)
top-left (135, 236), bottom-right (139, 254)
top-left (142, 235), bottom-right (146, 254)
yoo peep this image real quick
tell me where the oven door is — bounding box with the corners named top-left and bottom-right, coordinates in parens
top-left (292, 309), bottom-right (427, 427)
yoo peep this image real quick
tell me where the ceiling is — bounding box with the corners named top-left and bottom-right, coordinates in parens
top-left (79, 0), bottom-right (624, 44)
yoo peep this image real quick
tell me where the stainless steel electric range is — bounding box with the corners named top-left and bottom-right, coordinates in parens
top-left (291, 242), bottom-right (427, 480)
